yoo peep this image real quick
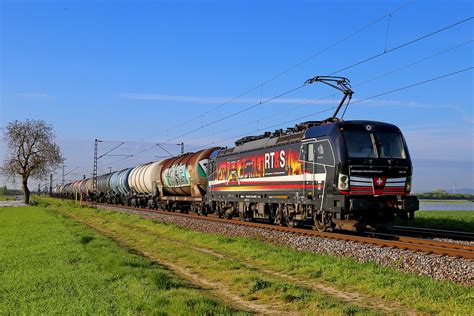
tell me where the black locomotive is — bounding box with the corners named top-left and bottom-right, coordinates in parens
top-left (207, 119), bottom-right (418, 231)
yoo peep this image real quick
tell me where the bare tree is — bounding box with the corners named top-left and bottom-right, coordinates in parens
top-left (3, 120), bottom-right (64, 204)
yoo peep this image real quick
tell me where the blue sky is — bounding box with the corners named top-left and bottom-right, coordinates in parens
top-left (1, 0), bottom-right (473, 192)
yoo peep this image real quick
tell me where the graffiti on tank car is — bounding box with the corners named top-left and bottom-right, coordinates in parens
top-left (198, 159), bottom-right (209, 178)
top-left (164, 163), bottom-right (190, 187)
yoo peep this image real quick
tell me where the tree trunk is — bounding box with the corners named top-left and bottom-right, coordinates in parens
top-left (22, 177), bottom-right (30, 205)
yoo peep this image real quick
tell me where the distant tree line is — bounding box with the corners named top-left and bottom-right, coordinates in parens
top-left (0, 185), bottom-right (22, 196)
top-left (417, 189), bottom-right (473, 200)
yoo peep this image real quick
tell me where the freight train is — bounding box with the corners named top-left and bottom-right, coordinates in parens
top-left (54, 76), bottom-right (419, 231)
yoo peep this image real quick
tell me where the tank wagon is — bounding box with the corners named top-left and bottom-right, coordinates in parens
top-left (58, 76), bottom-right (419, 231)
top-left (109, 168), bottom-right (132, 204)
top-left (123, 148), bottom-right (218, 210)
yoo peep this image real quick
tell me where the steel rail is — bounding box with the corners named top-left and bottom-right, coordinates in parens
top-left (81, 201), bottom-right (474, 260)
top-left (392, 226), bottom-right (474, 241)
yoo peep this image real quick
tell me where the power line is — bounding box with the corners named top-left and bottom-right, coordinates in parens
top-left (191, 66), bottom-right (473, 151)
top-left (104, 143), bottom-right (163, 169)
top-left (355, 39), bottom-right (473, 88)
top-left (351, 66), bottom-right (473, 105)
top-left (166, 84), bottom-right (306, 143)
top-left (161, 16), bottom-right (473, 146)
top-left (157, 143), bottom-right (173, 156)
top-left (183, 36), bottom-right (474, 146)
top-left (330, 16), bottom-right (473, 76)
top-left (97, 142), bottom-right (125, 159)
top-left (149, 1), bottom-right (413, 137)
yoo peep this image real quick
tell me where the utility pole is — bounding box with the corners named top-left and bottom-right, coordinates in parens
top-left (62, 164), bottom-right (65, 186)
top-left (49, 174), bottom-right (53, 196)
top-left (177, 142), bottom-right (184, 154)
top-left (92, 139), bottom-right (125, 207)
top-left (93, 139), bottom-right (99, 207)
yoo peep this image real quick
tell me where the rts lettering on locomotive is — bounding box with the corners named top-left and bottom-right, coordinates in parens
top-left (55, 76), bottom-right (419, 231)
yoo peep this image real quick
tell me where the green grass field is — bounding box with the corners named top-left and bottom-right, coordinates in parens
top-left (15, 197), bottom-right (473, 315)
top-left (397, 210), bottom-right (474, 232)
top-left (0, 205), bottom-right (238, 314)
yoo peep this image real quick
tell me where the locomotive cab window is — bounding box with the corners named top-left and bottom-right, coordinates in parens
top-left (344, 131), bottom-right (377, 158)
top-left (315, 139), bottom-right (335, 167)
top-left (343, 130), bottom-right (406, 159)
top-left (376, 132), bottom-right (406, 159)
top-left (308, 143), bottom-right (314, 162)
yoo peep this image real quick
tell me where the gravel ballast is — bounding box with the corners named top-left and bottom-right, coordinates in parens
top-left (99, 205), bottom-right (474, 285)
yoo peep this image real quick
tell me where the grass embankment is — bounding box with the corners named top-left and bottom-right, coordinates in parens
top-left (397, 210), bottom-right (474, 232)
top-left (27, 197), bottom-right (474, 314)
top-left (419, 199), bottom-right (472, 203)
top-left (0, 205), bottom-right (237, 314)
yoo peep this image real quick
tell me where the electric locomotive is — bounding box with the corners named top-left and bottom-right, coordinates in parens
top-left (206, 76), bottom-right (418, 231)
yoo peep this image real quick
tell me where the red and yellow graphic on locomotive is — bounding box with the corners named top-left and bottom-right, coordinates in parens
top-left (215, 147), bottom-right (302, 182)
top-left (208, 145), bottom-right (324, 192)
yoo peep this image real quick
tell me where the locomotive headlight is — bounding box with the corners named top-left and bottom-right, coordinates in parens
top-left (406, 176), bottom-right (412, 193)
top-left (338, 174), bottom-right (349, 191)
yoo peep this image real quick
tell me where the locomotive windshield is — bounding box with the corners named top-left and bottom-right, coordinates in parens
top-left (343, 131), bottom-right (406, 159)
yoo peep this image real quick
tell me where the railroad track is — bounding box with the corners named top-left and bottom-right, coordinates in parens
top-left (392, 225), bottom-right (474, 241)
top-left (84, 201), bottom-right (474, 260)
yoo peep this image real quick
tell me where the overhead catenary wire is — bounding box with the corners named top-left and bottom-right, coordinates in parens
top-left (105, 143), bottom-right (160, 167)
top-left (355, 38), bottom-right (473, 88)
top-left (166, 85), bottom-right (306, 143)
top-left (350, 66), bottom-right (474, 106)
top-left (190, 66), bottom-right (474, 151)
top-left (330, 16), bottom-right (473, 76)
top-left (82, 16), bottom-right (472, 176)
top-left (96, 139), bottom-right (178, 172)
top-left (149, 1), bottom-right (414, 137)
top-left (97, 142), bottom-right (125, 160)
top-left (184, 38), bottom-right (474, 146)
top-left (162, 16), bottom-right (473, 145)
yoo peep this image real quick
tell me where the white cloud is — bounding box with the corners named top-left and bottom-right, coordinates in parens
top-left (18, 92), bottom-right (55, 100)
top-left (118, 92), bottom-right (403, 107)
